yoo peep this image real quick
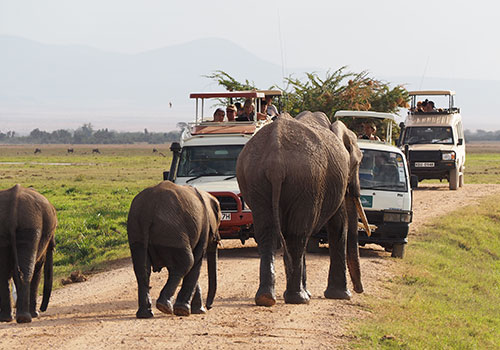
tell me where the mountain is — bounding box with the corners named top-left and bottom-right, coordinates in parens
top-left (1, 35), bottom-right (499, 133)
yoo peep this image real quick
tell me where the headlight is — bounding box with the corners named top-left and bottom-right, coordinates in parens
top-left (383, 212), bottom-right (412, 223)
top-left (441, 151), bottom-right (456, 161)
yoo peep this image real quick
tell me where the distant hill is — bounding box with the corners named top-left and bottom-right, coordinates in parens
top-left (1, 36), bottom-right (499, 133)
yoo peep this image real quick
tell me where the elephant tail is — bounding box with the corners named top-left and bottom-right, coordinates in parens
top-left (9, 184), bottom-right (21, 283)
top-left (205, 242), bottom-right (217, 309)
top-left (40, 240), bottom-right (54, 312)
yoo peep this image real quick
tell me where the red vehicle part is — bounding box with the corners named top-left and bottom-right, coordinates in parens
top-left (209, 191), bottom-right (253, 240)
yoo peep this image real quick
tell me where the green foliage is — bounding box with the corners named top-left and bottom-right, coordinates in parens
top-left (352, 195), bottom-right (500, 349)
top-left (206, 68), bottom-right (410, 140)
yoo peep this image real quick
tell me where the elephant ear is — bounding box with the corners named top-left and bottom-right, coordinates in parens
top-left (330, 120), bottom-right (362, 197)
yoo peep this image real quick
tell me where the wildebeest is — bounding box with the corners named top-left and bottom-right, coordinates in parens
top-left (34, 148), bottom-right (41, 154)
top-left (152, 148), bottom-right (158, 153)
top-left (92, 148), bottom-right (100, 154)
top-left (67, 148), bottom-right (74, 154)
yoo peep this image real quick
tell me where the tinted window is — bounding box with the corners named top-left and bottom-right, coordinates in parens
top-left (403, 127), bottom-right (453, 145)
top-left (359, 149), bottom-right (408, 191)
top-left (177, 145), bottom-right (244, 177)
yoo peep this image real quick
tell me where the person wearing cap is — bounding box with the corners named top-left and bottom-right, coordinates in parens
top-left (226, 104), bottom-right (237, 122)
top-left (359, 122), bottom-right (381, 141)
top-left (212, 108), bottom-right (225, 122)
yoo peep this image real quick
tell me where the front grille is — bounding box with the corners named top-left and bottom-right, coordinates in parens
top-left (409, 150), bottom-right (441, 162)
top-left (214, 195), bottom-right (238, 211)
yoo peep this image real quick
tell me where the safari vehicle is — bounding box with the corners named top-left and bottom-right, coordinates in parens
top-left (164, 91), bottom-right (280, 242)
top-left (309, 111), bottom-right (413, 258)
top-left (399, 90), bottom-right (465, 190)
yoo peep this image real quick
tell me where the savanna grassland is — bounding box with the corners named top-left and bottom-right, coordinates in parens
top-left (0, 144), bottom-right (173, 282)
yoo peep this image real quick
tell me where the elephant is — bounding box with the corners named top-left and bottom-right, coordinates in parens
top-left (127, 180), bottom-right (221, 318)
top-left (236, 111), bottom-right (370, 306)
top-left (0, 184), bottom-right (57, 323)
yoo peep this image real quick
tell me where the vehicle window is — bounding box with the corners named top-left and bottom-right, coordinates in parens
top-left (177, 145), bottom-right (244, 177)
top-left (359, 149), bottom-right (408, 192)
top-left (403, 127), bottom-right (453, 145)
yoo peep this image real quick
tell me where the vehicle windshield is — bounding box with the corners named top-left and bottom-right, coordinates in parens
top-left (177, 145), bottom-right (244, 177)
top-left (403, 127), bottom-right (453, 145)
top-left (359, 149), bottom-right (408, 192)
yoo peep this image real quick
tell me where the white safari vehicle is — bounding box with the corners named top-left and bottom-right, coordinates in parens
top-left (310, 111), bottom-right (414, 258)
top-left (399, 90), bottom-right (465, 190)
top-left (164, 91), bottom-right (279, 242)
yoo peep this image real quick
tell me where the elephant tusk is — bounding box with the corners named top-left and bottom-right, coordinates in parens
top-left (355, 197), bottom-right (372, 236)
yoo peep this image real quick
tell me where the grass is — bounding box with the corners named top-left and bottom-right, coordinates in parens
top-left (351, 195), bottom-right (500, 349)
top-left (0, 144), bottom-right (172, 284)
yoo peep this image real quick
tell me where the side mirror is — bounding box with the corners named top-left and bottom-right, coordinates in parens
top-left (410, 175), bottom-right (418, 189)
top-left (163, 171), bottom-right (169, 181)
top-left (457, 138), bottom-right (463, 146)
top-left (170, 142), bottom-right (181, 153)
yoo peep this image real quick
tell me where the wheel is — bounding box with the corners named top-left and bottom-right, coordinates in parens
top-left (391, 243), bottom-right (405, 258)
top-left (306, 237), bottom-right (321, 253)
top-left (449, 168), bottom-right (459, 190)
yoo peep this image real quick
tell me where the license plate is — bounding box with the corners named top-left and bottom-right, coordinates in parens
top-left (221, 213), bottom-right (231, 221)
top-left (414, 162), bottom-right (435, 168)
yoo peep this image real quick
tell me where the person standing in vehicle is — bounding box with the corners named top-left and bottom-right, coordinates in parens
top-left (263, 95), bottom-right (279, 117)
top-left (212, 108), bottom-right (225, 122)
top-left (226, 105), bottom-right (237, 122)
top-left (359, 122), bottom-right (381, 141)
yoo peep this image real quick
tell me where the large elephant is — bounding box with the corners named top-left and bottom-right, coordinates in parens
top-left (0, 184), bottom-right (57, 323)
top-left (127, 181), bottom-right (221, 318)
top-left (236, 111), bottom-right (370, 306)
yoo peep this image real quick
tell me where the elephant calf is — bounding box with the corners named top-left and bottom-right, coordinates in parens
top-left (127, 181), bottom-right (221, 318)
top-left (0, 184), bottom-right (57, 323)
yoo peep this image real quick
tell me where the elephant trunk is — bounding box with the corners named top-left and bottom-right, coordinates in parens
top-left (206, 241), bottom-right (218, 309)
top-left (346, 196), bottom-right (363, 294)
top-left (40, 242), bottom-right (54, 312)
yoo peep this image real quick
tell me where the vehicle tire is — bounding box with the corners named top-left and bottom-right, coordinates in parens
top-left (391, 243), bottom-right (405, 258)
top-left (449, 168), bottom-right (459, 190)
top-left (306, 237), bottom-right (321, 253)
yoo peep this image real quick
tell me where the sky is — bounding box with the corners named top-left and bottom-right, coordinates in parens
top-left (1, 0), bottom-right (499, 81)
top-left (1, 0), bottom-right (500, 132)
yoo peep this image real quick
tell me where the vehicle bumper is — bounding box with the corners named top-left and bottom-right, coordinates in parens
top-left (410, 160), bottom-right (456, 180)
top-left (210, 191), bottom-right (254, 240)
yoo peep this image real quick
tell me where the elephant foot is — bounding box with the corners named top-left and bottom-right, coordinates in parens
top-left (16, 311), bottom-right (32, 323)
top-left (136, 307), bottom-right (154, 319)
top-left (30, 310), bottom-right (39, 318)
top-left (255, 286), bottom-right (276, 307)
top-left (353, 283), bottom-right (364, 294)
top-left (173, 303), bottom-right (190, 317)
top-left (156, 299), bottom-right (173, 315)
top-left (324, 287), bottom-right (352, 300)
top-left (283, 289), bottom-right (310, 304)
top-left (0, 312), bottom-right (13, 322)
top-left (191, 305), bottom-right (206, 314)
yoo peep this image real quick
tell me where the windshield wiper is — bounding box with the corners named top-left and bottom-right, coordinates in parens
top-left (186, 173), bottom-right (220, 183)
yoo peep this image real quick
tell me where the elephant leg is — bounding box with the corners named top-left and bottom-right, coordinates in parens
top-left (29, 259), bottom-right (44, 318)
top-left (14, 228), bottom-right (41, 323)
top-left (0, 246), bottom-right (13, 322)
top-left (174, 243), bottom-right (204, 316)
top-left (156, 246), bottom-right (193, 315)
top-left (254, 217), bottom-right (279, 307)
top-left (130, 242), bottom-right (153, 319)
top-left (324, 204), bottom-right (351, 300)
top-left (283, 235), bottom-right (310, 304)
top-left (190, 283), bottom-right (206, 315)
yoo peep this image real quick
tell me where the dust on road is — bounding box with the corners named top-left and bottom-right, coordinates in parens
top-left (2, 184), bottom-right (499, 350)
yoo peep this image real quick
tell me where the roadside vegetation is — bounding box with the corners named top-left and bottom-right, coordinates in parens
top-left (351, 191), bottom-right (500, 349)
top-left (0, 145), bottom-right (172, 284)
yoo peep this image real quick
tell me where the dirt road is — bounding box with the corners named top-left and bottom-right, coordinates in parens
top-left (2, 184), bottom-right (499, 350)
